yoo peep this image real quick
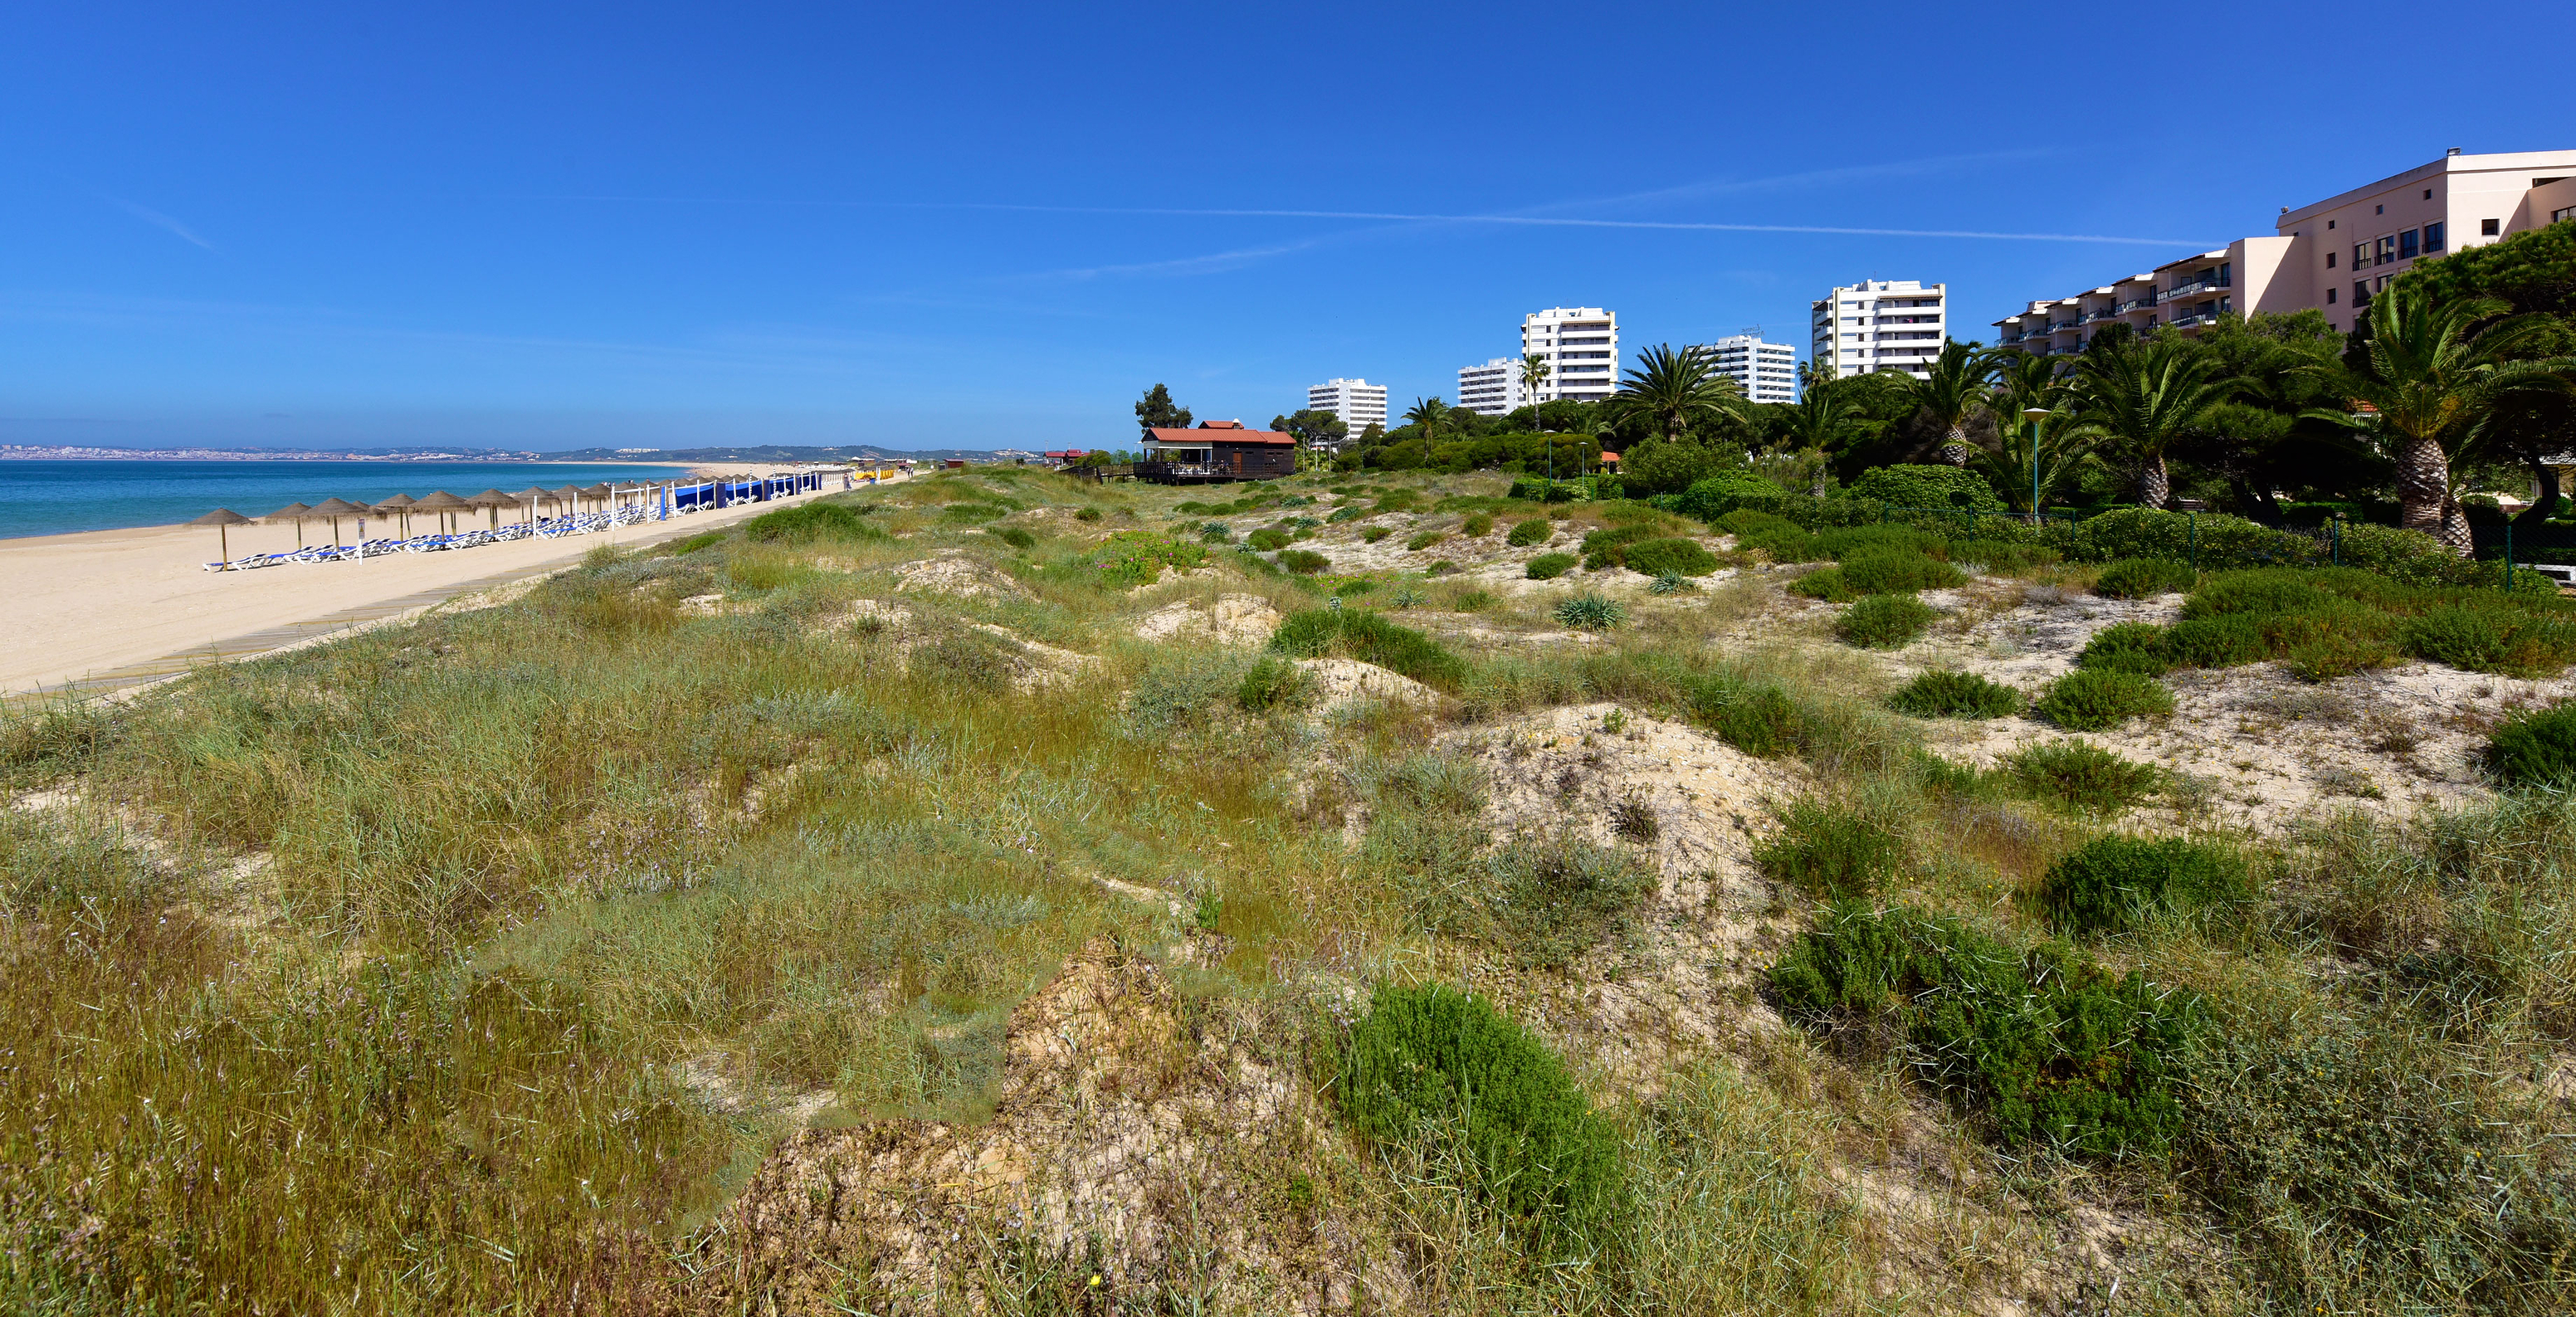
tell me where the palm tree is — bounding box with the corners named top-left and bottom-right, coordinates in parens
top-left (1992, 348), bottom-right (2065, 418)
top-left (1402, 397), bottom-right (1451, 469)
top-left (1778, 377), bottom-right (1866, 456)
top-left (1607, 344), bottom-right (1745, 443)
top-left (1975, 408), bottom-right (2102, 515)
top-left (2307, 280), bottom-right (2576, 554)
top-left (1520, 353), bottom-right (1555, 478)
top-left (2071, 339), bottom-right (2234, 510)
top-left (1894, 339), bottom-right (2002, 466)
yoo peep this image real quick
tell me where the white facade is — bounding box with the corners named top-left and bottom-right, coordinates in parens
top-left (1455, 359), bottom-right (1529, 416)
top-left (1519, 307), bottom-right (1619, 402)
top-left (1305, 378), bottom-right (1388, 438)
top-left (1694, 334), bottom-right (1798, 404)
top-left (1810, 280), bottom-right (1947, 380)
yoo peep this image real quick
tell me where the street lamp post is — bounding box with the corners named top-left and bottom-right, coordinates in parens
top-left (2021, 407), bottom-right (2052, 525)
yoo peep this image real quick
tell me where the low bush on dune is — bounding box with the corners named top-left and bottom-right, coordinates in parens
top-left (2076, 622), bottom-right (2174, 676)
top-left (1461, 513), bottom-right (1494, 537)
top-left (1756, 801), bottom-right (1903, 899)
top-left (2485, 701), bottom-right (2576, 787)
top-left (1269, 607), bottom-right (1467, 690)
top-left (1770, 900), bottom-right (2200, 1158)
top-left (1276, 549), bottom-right (1329, 574)
top-left (2038, 834), bottom-right (2248, 936)
top-left (2004, 739), bottom-right (2164, 812)
top-left (2092, 557), bottom-right (2197, 598)
top-left (1619, 537), bottom-right (1720, 578)
top-left (1837, 594), bottom-right (1935, 648)
top-left (1338, 984), bottom-right (1627, 1255)
top-left (1553, 593), bottom-right (1627, 631)
top-left (1702, 682), bottom-right (1804, 758)
top-left (1081, 531), bottom-right (1208, 588)
top-left (984, 526), bottom-right (1035, 550)
top-left (1885, 670), bottom-right (2022, 719)
top-left (1247, 527), bottom-right (1291, 551)
top-left (742, 501), bottom-right (886, 544)
top-left (1579, 524), bottom-right (1656, 570)
top-left (2033, 668), bottom-right (2174, 730)
top-left (1407, 531), bottom-right (1447, 552)
top-left (1524, 552), bottom-right (1576, 580)
top-left (1235, 655), bottom-right (1310, 713)
top-left (1838, 550), bottom-right (1966, 595)
top-left (1505, 517), bottom-right (1553, 547)
top-left (2159, 613), bottom-right (2268, 670)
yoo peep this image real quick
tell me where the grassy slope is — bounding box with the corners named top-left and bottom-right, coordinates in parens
top-left (2, 465), bottom-right (2571, 1314)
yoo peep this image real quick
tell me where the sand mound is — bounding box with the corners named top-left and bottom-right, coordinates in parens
top-left (1440, 703), bottom-right (1808, 1084)
top-left (1294, 658), bottom-right (1437, 715)
top-left (1134, 593), bottom-right (1283, 646)
top-left (691, 938), bottom-right (1379, 1314)
top-left (820, 600), bottom-right (1091, 691)
top-left (891, 551), bottom-right (1032, 601)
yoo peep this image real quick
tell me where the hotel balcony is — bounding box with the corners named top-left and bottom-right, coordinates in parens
top-left (2166, 276), bottom-right (2227, 300)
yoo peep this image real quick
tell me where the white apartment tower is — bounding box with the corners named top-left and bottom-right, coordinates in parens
top-left (1456, 359), bottom-right (1527, 416)
top-left (1520, 308), bottom-right (1619, 402)
top-left (1810, 280), bottom-right (1948, 380)
top-left (1695, 334), bottom-right (1798, 404)
top-left (1305, 378), bottom-right (1388, 437)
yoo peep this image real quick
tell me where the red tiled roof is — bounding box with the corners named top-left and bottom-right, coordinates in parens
top-left (1200, 419), bottom-right (1245, 429)
top-left (1144, 427), bottom-right (1295, 446)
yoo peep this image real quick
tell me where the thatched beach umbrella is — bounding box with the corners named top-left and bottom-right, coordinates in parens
top-left (466, 489), bottom-right (517, 529)
top-left (372, 491), bottom-right (418, 539)
top-left (263, 502), bottom-right (314, 549)
top-left (305, 497), bottom-right (371, 549)
top-left (190, 508), bottom-right (253, 564)
top-left (411, 490), bottom-right (473, 536)
top-left (549, 485), bottom-right (586, 515)
top-left (508, 486), bottom-right (549, 525)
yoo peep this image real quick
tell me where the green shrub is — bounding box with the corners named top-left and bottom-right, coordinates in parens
top-left (2033, 669), bottom-right (2174, 730)
top-left (1339, 984), bottom-right (1626, 1252)
top-left (1553, 593), bottom-right (1626, 630)
top-left (1788, 566), bottom-right (1856, 602)
top-left (2159, 614), bottom-right (2268, 669)
top-left (1327, 505), bottom-right (1368, 524)
top-left (2092, 557), bottom-right (2198, 598)
top-left (1619, 537), bottom-right (1720, 578)
top-left (2039, 835), bottom-right (2248, 936)
top-left (1525, 552), bottom-right (1577, 580)
top-left (1847, 465), bottom-right (2006, 514)
top-left (1237, 656), bottom-right (1311, 712)
top-left (1769, 902), bottom-right (2200, 1158)
top-left (2070, 507), bottom-right (2320, 570)
top-left (1886, 671), bottom-right (2023, 719)
top-left (1361, 526), bottom-right (1392, 543)
top-left (1505, 517), bottom-right (1553, 547)
top-left (985, 525), bottom-right (1035, 550)
top-left (1267, 608), bottom-right (1468, 690)
top-left (1074, 506), bottom-right (1103, 522)
top-left (1813, 524), bottom-right (1943, 559)
top-left (2400, 604), bottom-right (2576, 676)
top-left (742, 501), bottom-right (888, 544)
top-left (2077, 622), bottom-right (2173, 676)
top-left (1407, 530), bottom-right (1447, 552)
top-left (1706, 684), bottom-right (1803, 757)
top-left (1837, 594), bottom-right (1935, 648)
top-left (1672, 472), bottom-right (1792, 521)
top-left (939, 502), bottom-right (1006, 524)
top-left (2484, 702), bottom-right (2576, 787)
top-left (1081, 531), bottom-right (1208, 588)
top-left (1461, 513), bottom-right (1494, 537)
top-left (1578, 524), bottom-right (1656, 570)
top-left (671, 530), bottom-right (726, 554)
top-left (2004, 740), bottom-right (2164, 812)
top-left (1647, 572), bottom-right (1694, 596)
top-left (1837, 550), bottom-right (1966, 595)
top-left (1248, 527), bottom-right (1291, 551)
top-left (1756, 801), bottom-right (1902, 898)
top-left (1277, 549), bottom-right (1329, 574)
top-left (1725, 516), bottom-right (1822, 563)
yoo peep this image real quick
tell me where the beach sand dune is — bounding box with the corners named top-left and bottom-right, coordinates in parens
top-left (0, 465), bottom-right (890, 697)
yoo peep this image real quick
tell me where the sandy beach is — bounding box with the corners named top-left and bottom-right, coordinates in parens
top-left (0, 464), bottom-right (900, 696)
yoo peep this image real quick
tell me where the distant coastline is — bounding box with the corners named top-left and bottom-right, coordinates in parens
top-left (0, 445), bottom-right (547, 462)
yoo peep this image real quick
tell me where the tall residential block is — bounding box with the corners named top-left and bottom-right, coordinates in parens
top-left (1694, 334), bottom-right (1798, 404)
top-left (1810, 280), bottom-right (1947, 380)
top-left (1994, 149), bottom-right (2576, 354)
top-left (1456, 359), bottom-right (1527, 416)
top-left (1520, 308), bottom-right (1619, 402)
top-left (1305, 378), bottom-right (1388, 437)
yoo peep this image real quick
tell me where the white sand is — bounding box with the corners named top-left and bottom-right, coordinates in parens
top-left (0, 465), bottom-right (898, 695)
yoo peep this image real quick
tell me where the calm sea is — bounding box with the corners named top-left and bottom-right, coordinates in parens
top-left (0, 460), bottom-right (697, 540)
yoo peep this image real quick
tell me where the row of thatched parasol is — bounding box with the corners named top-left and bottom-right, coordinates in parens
top-left (190, 483), bottom-right (637, 557)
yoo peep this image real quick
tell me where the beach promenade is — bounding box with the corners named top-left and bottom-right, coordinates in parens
top-left (1, 463), bottom-right (889, 698)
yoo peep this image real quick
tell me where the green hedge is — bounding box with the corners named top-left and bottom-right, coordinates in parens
top-left (1847, 464), bottom-right (2006, 514)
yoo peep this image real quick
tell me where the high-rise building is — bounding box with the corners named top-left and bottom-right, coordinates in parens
top-left (1811, 280), bottom-right (1947, 380)
top-left (1456, 359), bottom-right (1527, 416)
top-left (1693, 334), bottom-right (1798, 404)
top-left (1993, 149), bottom-right (2576, 352)
top-left (1305, 378), bottom-right (1388, 441)
top-left (1519, 308), bottom-right (1619, 402)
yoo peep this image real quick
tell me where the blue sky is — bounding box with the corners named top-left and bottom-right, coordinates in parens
top-left (3, 2), bottom-right (2571, 452)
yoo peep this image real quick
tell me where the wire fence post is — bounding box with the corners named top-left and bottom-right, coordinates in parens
top-left (2508, 519), bottom-right (2516, 591)
top-left (2188, 513), bottom-right (2198, 571)
top-left (2331, 515), bottom-right (2341, 566)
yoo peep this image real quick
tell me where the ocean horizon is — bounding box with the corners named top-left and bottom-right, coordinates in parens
top-left (0, 458), bottom-right (699, 540)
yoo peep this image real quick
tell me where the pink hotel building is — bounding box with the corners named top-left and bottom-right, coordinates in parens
top-left (1994, 149), bottom-right (2576, 354)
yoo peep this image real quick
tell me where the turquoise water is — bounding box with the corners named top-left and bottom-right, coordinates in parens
top-left (0, 460), bottom-right (696, 540)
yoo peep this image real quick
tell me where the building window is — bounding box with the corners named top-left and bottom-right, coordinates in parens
top-left (2399, 229), bottom-right (2419, 259)
top-left (2375, 203), bottom-right (2384, 215)
top-left (2425, 222), bottom-right (2445, 252)
top-left (2327, 251), bottom-right (2336, 268)
top-left (2354, 281), bottom-right (2371, 307)
top-left (2328, 219), bottom-right (2336, 229)
top-left (2219, 262), bottom-right (2232, 287)
top-left (2483, 217), bottom-right (2501, 236)
top-left (2354, 241), bottom-right (2370, 268)
top-left (2376, 236), bottom-right (2397, 266)
top-left (2327, 287), bottom-right (2338, 304)
top-left (2424, 188), bottom-right (2433, 200)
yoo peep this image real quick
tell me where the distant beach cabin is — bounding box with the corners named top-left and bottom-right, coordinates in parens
top-left (1138, 420), bottom-right (1296, 485)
